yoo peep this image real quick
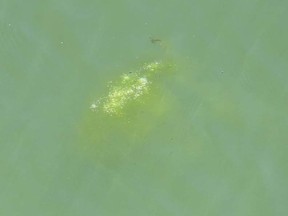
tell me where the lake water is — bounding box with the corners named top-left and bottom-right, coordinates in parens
top-left (1, 0), bottom-right (287, 215)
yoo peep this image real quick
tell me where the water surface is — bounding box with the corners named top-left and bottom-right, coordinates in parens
top-left (1, 0), bottom-right (287, 215)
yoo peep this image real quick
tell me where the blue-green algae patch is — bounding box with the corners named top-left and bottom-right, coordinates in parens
top-left (90, 60), bottom-right (174, 116)
top-left (78, 58), bottom-right (175, 168)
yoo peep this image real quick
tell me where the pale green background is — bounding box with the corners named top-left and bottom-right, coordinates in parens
top-left (1, 0), bottom-right (287, 215)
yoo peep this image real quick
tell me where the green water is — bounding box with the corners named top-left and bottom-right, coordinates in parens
top-left (1, 0), bottom-right (288, 215)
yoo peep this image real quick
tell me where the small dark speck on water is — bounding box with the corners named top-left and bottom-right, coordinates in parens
top-left (149, 37), bottom-right (162, 44)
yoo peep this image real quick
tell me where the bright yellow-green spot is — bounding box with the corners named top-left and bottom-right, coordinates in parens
top-left (90, 61), bottom-right (171, 116)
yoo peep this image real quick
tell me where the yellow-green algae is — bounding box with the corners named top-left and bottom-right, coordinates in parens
top-left (90, 61), bottom-right (172, 116)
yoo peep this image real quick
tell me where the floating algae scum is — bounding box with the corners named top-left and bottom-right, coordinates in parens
top-left (79, 39), bottom-right (175, 167)
top-left (89, 60), bottom-right (173, 116)
top-left (89, 37), bottom-right (174, 117)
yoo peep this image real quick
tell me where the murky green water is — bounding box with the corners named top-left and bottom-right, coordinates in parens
top-left (1, 0), bottom-right (288, 215)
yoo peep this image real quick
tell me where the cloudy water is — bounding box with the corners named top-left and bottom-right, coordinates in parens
top-left (1, 0), bottom-right (287, 215)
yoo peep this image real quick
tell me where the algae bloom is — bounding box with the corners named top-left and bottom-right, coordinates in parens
top-left (90, 61), bottom-right (171, 116)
